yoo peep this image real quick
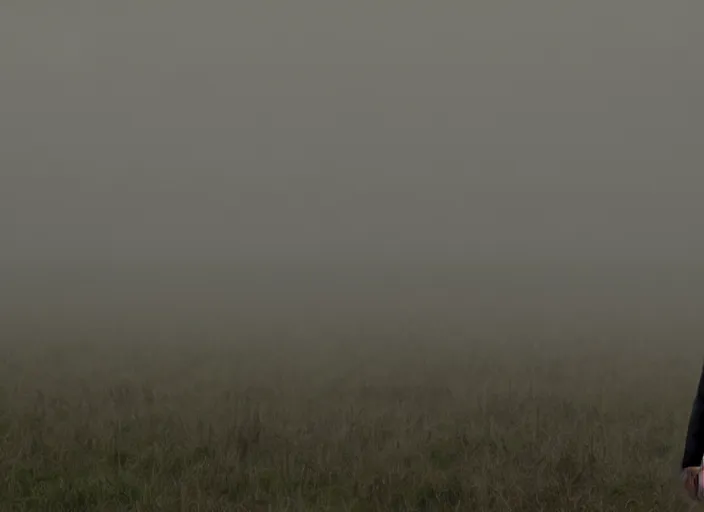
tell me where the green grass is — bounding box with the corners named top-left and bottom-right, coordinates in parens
top-left (0, 330), bottom-right (696, 511)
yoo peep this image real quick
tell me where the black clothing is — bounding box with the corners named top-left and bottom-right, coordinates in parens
top-left (683, 362), bottom-right (704, 469)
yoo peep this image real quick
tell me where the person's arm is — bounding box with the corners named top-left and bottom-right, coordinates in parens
top-left (682, 361), bottom-right (704, 469)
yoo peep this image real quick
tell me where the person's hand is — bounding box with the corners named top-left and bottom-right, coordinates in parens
top-left (683, 467), bottom-right (700, 500)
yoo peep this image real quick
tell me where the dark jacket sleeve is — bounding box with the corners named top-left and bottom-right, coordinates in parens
top-left (682, 361), bottom-right (704, 469)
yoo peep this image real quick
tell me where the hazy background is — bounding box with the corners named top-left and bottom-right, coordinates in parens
top-left (2, 1), bottom-right (703, 343)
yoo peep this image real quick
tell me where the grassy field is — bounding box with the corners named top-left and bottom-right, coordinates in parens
top-left (0, 314), bottom-right (699, 511)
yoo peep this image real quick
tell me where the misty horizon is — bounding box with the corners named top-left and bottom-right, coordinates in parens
top-left (2, 2), bottom-right (704, 344)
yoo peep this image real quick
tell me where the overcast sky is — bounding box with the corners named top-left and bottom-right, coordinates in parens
top-left (2, 1), bottom-right (702, 270)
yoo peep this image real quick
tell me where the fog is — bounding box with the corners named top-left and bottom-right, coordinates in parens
top-left (2, 2), bottom-right (703, 341)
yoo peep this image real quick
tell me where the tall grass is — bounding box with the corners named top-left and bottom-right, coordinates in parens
top-left (0, 328), bottom-right (696, 511)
